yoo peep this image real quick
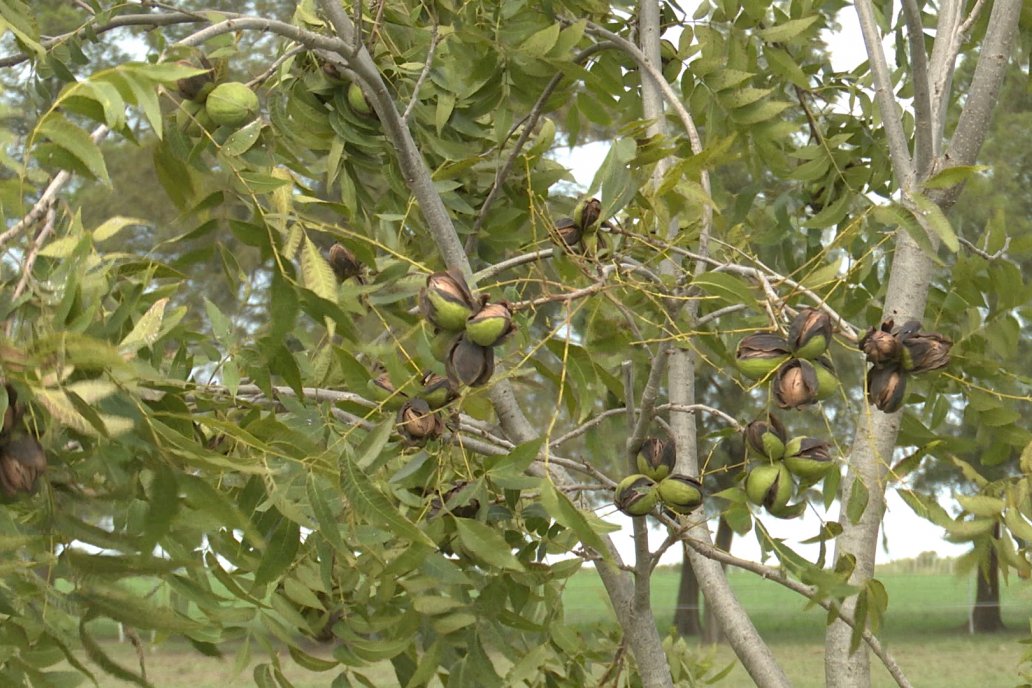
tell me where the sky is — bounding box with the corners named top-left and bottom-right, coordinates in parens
top-left (551, 9), bottom-right (969, 565)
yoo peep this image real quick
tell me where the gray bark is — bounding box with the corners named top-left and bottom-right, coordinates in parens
top-left (825, 1), bottom-right (1022, 686)
top-left (638, 0), bottom-right (788, 684)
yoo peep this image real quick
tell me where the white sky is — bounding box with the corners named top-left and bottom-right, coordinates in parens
top-left (594, 492), bottom-right (969, 567)
top-left (553, 10), bottom-right (965, 565)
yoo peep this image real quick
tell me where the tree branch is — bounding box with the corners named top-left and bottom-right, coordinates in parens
top-left (901, 0), bottom-right (933, 177)
top-left (854, 0), bottom-right (916, 190)
top-left (926, 0), bottom-right (963, 154)
top-left (401, 24), bottom-right (439, 123)
top-left (634, 3), bottom-right (785, 686)
top-left (0, 12), bottom-right (202, 68)
top-left (681, 534), bottom-right (913, 688)
top-left (827, 3), bottom-right (1021, 685)
top-left (469, 43), bottom-right (609, 248)
top-left (944, 0), bottom-right (1022, 173)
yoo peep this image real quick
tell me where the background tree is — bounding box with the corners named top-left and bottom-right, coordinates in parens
top-left (0, 2), bottom-right (1028, 688)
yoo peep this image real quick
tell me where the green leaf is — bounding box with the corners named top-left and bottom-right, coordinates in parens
top-left (36, 114), bottom-right (110, 185)
top-left (865, 579), bottom-right (888, 634)
top-left (850, 588), bottom-right (868, 654)
top-left (74, 587), bottom-right (202, 633)
top-left (306, 476), bottom-right (347, 554)
top-left (1004, 508), bottom-right (1032, 542)
top-left (454, 519), bottom-right (524, 571)
top-left (80, 619), bottom-right (153, 688)
top-left (204, 297), bottom-right (234, 346)
top-left (126, 62), bottom-right (210, 83)
top-left (888, 441), bottom-right (941, 481)
top-left (950, 455), bottom-right (989, 488)
top-left (692, 271), bottom-right (758, 308)
top-left (119, 71), bottom-right (164, 138)
top-left (486, 439), bottom-right (542, 479)
top-left (704, 69), bottom-right (754, 91)
top-left (253, 516), bottom-right (301, 587)
top-left (758, 15), bottom-right (820, 43)
top-left (943, 517), bottom-right (996, 541)
top-left (340, 453), bottom-right (435, 547)
top-left (1019, 438), bottom-right (1032, 476)
top-left (538, 481), bottom-right (613, 561)
top-left (910, 193), bottom-right (959, 253)
top-left (846, 479), bottom-right (869, 524)
top-left (956, 494), bottom-right (1005, 518)
top-left (221, 120), bottom-right (263, 157)
top-left (355, 419), bottom-right (395, 471)
top-left (764, 47), bottom-right (809, 88)
top-left (142, 465), bottom-right (179, 548)
top-left (873, 202), bottom-right (943, 264)
top-left (802, 192), bottom-right (852, 229)
top-left (0, 1), bottom-right (44, 59)
top-left (62, 551), bottom-right (185, 578)
top-left (923, 165), bottom-right (987, 189)
top-left (898, 489), bottom-right (952, 527)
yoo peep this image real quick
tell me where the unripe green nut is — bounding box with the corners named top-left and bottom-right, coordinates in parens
top-left (657, 475), bottom-right (704, 515)
top-left (615, 474), bottom-right (659, 517)
top-left (814, 358), bottom-right (839, 400)
top-left (347, 83), bottom-right (373, 115)
top-left (425, 327), bottom-right (455, 363)
top-left (761, 432), bottom-right (785, 460)
top-left (205, 82), bottom-right (259, 127)
top-left (636, 438), bottom-right (676, 482)
top-left (784, 454), bottom-right (835, 482)
top-left (745, 464), bottom-right (793, 511)
top-left (465, 303), bottom-right (513, 347)
top-left (736, 355), bottom-right (790, 380)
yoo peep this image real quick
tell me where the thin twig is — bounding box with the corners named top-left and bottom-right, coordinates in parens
top-left (469, 43), bottom-right (609, 245)
top-left (958, 235), bottom-right (1011, 261)
top-left (854, 0), bottom-right (917, 190)
top-left (402, 24), bottom-right (439, 124)
top-left (696, 304), bottom-right (747, 327)
top-left (549, 407), bottom-right (628, 448)
top-left (0, 126), bottom-right (108, 251)
top-left (657, 403), bottom-right (742, 431)
top-left (0, 12), bottom-right (201, 67)
top-left (246, 46), bottom-right (305, 88)
top-left (9, 206), bottom-right (56, 308)
top-left (510, 281), bottom-right (607, 311)
top-left (473, 249), bottom-right (555, 282)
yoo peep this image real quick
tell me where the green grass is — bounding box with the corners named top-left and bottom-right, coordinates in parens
top-left (564, 568), bottom-right (1032, 639)
top-left (50, 569), bottom-right (1032, 687)
top-left (563, 568), bottom-right (1032, 687)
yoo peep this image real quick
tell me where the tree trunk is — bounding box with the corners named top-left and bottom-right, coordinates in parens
top-left (702, 517), bottom-right (734, 644)
top-left (674, 543), bottom-right (702, 637)
top-left (971, 530), bottom-right (1005, 633)
top-left (825, 1), bottom-right (1022, 685)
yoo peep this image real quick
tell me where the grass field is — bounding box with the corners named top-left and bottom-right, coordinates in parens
top-left (563, 568), bottom-right (1032, 688)
top-left (57, 568), bottom-right (1032, 687)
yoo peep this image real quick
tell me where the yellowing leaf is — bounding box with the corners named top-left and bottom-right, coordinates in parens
top-left (93, 216), bottom-right (146, 242)
top-left (119, 298), bottom-right (169, 355)
top-left (301, 236), bottom-right (337, 302)
top-left (519, 23), bottom-right (560, 55)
